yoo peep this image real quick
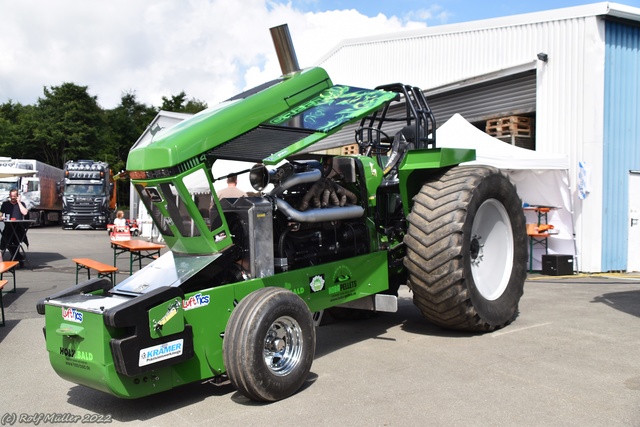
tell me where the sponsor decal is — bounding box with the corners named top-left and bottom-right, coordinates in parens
top-left (182, 293), bottom-right (210, 311)
top-left (139, 339), bottom-right (184, 367)
top-left (62, 307), bottom-right (83, 323)
top-left (309, 274), bottom-right (325, 293)
top-left (370, 162), bottom-right (378, 177)
top-left (64, 360), bottom-right (90, 370)
top-left (59, 347), bottom-right (94, 361)
top-left (328, 280), bottom-right (357, 295)
top-left (329, 265), bottom-right (358, 301)
top-left (284, 281), bottom-right (304, 295)
top-left (153, 299), bottom-right (181, 331)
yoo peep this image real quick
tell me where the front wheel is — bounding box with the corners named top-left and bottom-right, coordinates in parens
top-left (403, 166), bottom-right (527, 331)
top-left (223, 287), bottom-right (316, 401)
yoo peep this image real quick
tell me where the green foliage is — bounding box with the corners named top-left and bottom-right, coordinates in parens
top-left (160, 91), bottom-right (208, 114)
top-left (0, 101), bottom-right (39, 160)
top-left (33, 83), bottom-right (105, 168)
top-left (103, 91), bottom-right (158, 171)
top-left (0, 84), bottom-right (204, 207)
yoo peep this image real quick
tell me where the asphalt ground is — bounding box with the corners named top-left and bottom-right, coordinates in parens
top-left (1, 226), bottom-right (639, 426)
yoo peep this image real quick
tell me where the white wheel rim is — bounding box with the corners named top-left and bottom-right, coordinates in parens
top-left (469, 199), bottom-right (514, 301)
top-left (263, 315), bottom-right (303, 376)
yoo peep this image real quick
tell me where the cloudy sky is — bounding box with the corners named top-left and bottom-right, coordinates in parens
top-left (2, 0), bottom-right (639, 109)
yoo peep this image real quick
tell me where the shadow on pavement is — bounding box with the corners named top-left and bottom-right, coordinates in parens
top-left (20, 251), bottom-right (68, 270)
top-left (314, 295), bottom-right (478, 360)
top-left (591, 289), bottom-right (640, 318)
top-left (66, 381), bottom-right (236, 422)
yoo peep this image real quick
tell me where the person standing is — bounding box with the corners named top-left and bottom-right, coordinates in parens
top-left (217, 175), bottom-right (247, 199)
top-left (1, 189), bottom-right (29, 266)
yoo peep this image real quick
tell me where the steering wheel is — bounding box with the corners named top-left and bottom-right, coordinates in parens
top-left (356, 127), bottom-right (393, 168)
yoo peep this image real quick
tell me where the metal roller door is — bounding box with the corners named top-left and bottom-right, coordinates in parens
top-left (304, 69), bottom-right (536, 154)
top-left (426, 70), bottom-right (537, 126)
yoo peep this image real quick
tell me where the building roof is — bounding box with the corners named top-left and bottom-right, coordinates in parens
top-left (315, 2), bottom-right (640, 65)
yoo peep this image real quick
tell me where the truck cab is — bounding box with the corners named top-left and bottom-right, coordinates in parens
top-left (62, 160), bottom-right (116, 229)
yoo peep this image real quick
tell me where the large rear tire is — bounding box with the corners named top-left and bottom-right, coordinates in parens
top-left (223, 287), bottom-right (316, 401)
top-left (404, 166), bottom-right (527, 331)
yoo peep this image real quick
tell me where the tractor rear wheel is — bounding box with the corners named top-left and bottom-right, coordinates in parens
top-left (223, 287), bottom-right (316, 401)
top-left (403, 166), bottom-right (527, 331)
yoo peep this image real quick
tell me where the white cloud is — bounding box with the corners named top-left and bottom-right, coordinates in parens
top-left (0, 0), bottom-right (427, 109)
top-left (404, 5), bottom-right (451, 24)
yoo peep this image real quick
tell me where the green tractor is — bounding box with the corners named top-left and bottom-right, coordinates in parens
top-left (37, 25), bottom-right (527, 402)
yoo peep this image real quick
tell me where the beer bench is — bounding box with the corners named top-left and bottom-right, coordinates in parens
top-left (0, 261), bottom-right (18, 294)
top-left (0, 261), bottom-right (20, 326)
top-left (0, 279), bottom-right (8, 326)
top-left (72, 258), bottom-right (118, 284)
top-left (0, 261), bottom-right (18, 325)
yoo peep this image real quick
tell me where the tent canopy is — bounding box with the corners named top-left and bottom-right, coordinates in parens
top-left (436, 113), bottom-right (569, 170)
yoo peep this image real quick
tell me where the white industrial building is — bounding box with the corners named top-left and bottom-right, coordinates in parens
top-left (131, 2), bottom-right (640, 273)
top-left (315, 2), bottom-right (640, 273)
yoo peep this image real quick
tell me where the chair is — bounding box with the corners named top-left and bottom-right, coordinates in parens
top-left (527, 223), bottom-right (550, 272)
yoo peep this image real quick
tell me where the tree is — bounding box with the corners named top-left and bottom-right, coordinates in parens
top-left (1, 85), bottom-right (204, 171)
top-left (160, 91), bottom-right (207, 114)
top-left (103, 91), bottom-right (157, 207)
top-left (32, 83), bottom-right (105, 168)
top-left (0, 101), bottom-right (39, 160)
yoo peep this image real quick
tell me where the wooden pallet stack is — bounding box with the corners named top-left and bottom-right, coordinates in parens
top-left (341, 143), bottom-right (359, 155)
top-left (316, 143), bottom-right (359, 156)
top-left (485, 116), bottom-right (534, 149)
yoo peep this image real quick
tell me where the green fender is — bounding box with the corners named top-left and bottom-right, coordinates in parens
top-left (398, 148), bottom-right (476, 217)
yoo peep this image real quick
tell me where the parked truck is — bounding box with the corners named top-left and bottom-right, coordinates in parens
top-left (61, 160), bottom-right (116, 229)
top-left (38, 25), bottom-right (527, 403)
top-left (0, 157), bottom-right (63, 226)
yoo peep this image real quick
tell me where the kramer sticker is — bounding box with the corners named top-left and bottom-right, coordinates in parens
top-left (62, 307), bottom-right (83, 323)
top-left (139, 339), bottom-right (184, 367)
top-left (309, 274), bottom-right (325, 293)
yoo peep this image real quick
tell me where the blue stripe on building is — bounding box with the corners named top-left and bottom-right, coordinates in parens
top-left (602, 20), bottom-right (640, 271)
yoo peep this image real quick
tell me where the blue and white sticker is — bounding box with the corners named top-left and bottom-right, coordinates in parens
top-left (139, 339), bottom-right (183, 367)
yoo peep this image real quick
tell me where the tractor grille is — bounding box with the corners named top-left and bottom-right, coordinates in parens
top-left (210, 126), bottom-right (314, 162)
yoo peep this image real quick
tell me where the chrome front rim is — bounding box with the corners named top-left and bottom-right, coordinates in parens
top-left (263, 315), bottom-right (303, 376)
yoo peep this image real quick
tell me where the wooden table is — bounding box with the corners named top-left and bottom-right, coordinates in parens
top-left (524, 206), bottom-right (559, 272)
top-left (0, 219), bottom-right (35, 265)
top-left (112, 239), bottom-right (165, 275)
top-left (523, 206), bottom-right (559, 225)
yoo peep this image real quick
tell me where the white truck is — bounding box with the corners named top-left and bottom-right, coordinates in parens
top-left (0, 158), bottom-right (64, 226)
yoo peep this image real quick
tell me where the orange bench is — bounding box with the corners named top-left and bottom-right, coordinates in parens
top-left (73, 258), bottom-right (118, 284)
top-left (0, 261), bottom-right (18, 293)
top-left (0, 279), bottom-right (8, 326)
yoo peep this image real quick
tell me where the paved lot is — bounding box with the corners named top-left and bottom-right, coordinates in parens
top-left (1, 227), bottom-right (639, 426)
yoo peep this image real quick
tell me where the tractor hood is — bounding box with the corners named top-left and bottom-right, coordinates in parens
top-left (112, 251), bottom-right (221, 295)
top-left (126, 67), bottom-right (397, 171)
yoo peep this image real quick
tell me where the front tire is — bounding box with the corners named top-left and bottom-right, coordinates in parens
top-left (223, 287), bottom-right (316, 401)
top-left (403, 166), bottom-right (527, 331)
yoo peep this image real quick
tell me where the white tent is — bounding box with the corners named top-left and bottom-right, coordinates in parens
top-left (436, 114), bottom-right (575, 271)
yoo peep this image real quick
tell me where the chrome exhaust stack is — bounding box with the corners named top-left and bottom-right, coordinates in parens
top-left (270, 24), bottom-right (301, 75)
